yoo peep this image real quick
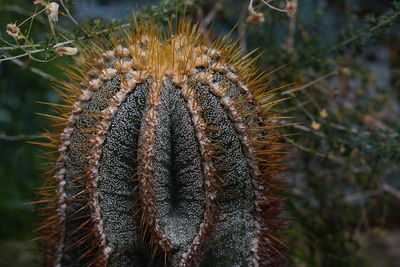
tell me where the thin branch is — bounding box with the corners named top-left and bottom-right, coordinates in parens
top-left (344, 189), bottom-right (382, 203)
top-left (0, 134), bottom-right (43, 141)
top-left (17, 7), bottom-right (46, 28)
top-left (1, 50), bottom-right (37, 62)
top-left (203, 0), bottom-right (225, 26)
top-left (279, 119), bottom-right (326, 138)
top-left (0, 44), bottom-right (39, 51)
top-left (48, 15), bottom-right (56, 38)
top-left (59, 0), bottom-right (89, 35)
top-left (1, 0), bottom-right (202, 62)
top-left (239, 1), bottom-right (248, 51)
top-left (6, 53), bottom-right (56, 80)
top-left (286, 0), bottom-right (297, 53)
top-left (0, 5), bottom-right (33, 16)
top-left (0, 23), bottom-right (130, 63)
top-left (332, 7), bottom-right (400, 51)
top-left (281, 70), bottom-right (338, 95)
top-left (292, 92), bottom-right (316, 123)
top-left (0, 36), bottom-right (18, 47)
top-left (0, 5), bottom-right (48, 25)
top-left (292, 123), bottom-right (325, 138)
top-left (24, 7), bottom-right (39, 46)
top-left (248, 0), bottom-right (255, 13)
top-left (343, 183), bottom-right (400, 204)
top-left (59, 0), bottom-right (80, 27)
top-left (260, 0), bottom-right (287, 13)
top-left (285, 137), bottom-right (344, 164)
top-left (382, 183), bottom-right (400, 200)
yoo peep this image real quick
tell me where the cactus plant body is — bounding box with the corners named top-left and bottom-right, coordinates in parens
top-left (35, 20), bottom-right (286, 267)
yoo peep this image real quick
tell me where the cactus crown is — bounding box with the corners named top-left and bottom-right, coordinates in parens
top-left (35, 19), bottom-right (286, 267)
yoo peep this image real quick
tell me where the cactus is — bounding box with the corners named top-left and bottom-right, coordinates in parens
top-left (35, 20), bottom-right (286, 267)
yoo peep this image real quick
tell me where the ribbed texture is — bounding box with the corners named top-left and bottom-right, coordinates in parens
top-left (35, 21), bottom-right (286, 267)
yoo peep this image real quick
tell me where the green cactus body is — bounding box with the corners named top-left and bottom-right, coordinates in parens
top-left (36, 21), bottom-right (285, 267)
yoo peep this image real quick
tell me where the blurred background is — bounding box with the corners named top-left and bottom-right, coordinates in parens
top-left (0, 0), bottom-right (399, 266)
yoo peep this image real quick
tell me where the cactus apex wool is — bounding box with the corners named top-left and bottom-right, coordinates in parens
top-left (34, 19), bottom-right (287, 267)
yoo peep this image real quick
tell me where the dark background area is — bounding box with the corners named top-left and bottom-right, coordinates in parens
top-left (0, 0), bottom-right (399, 266)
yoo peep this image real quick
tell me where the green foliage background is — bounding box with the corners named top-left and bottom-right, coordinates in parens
top-left (0, 0), bottom-right (399, 266)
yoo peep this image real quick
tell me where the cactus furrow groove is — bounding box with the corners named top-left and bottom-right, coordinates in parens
top-left (36, 20), bottom-right (287, 267)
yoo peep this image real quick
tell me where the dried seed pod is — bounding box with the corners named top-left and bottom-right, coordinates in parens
top-left (35, 20), bottom-right (287, 267)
